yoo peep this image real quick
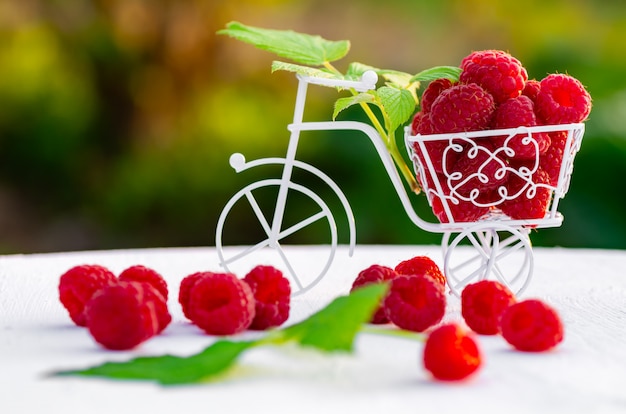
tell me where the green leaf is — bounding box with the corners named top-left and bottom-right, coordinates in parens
top-left (333, 93), bottom-right (376, 120)
top-left (377, 86), bottom-right (417, 133)
top-left (410, 65), bottom-right (462, 83)
top-left (280, 283), bottom-right (388, 352)
top-left (218, 21), bottom-right (350, 66)
top-left (271, 61), bottom-right (342, 79)
top-left (52, 339), bottom-right (258, 385)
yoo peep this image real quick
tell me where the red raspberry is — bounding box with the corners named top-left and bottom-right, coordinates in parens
top-left (142, 283), bottom-right (172, 334)
top-left (423, 323), bottom-right (482, 381)
top-left (350, 264), bottom-right (397, 324)
top-left (461, 280), bottom-right (516, 335)
top-left (500, 168), bottom-right (552, 220)
top-left (119, 265), bottom-right (169, 301)
top-left (420, 78), bottom-right (455, 113)
top-left (383, 274), bottom-right (446, 332)
top-left (430, 83), bottom-right (495, 134)
top-left (411, 112), bottom-right (459, 175)
top-left (85, 281), bottom-right (159, 350)
top-left (540, 131), bottom-right (567, 186)
top-left (431, 191), bottom-right (489, 223)
top-left (243, 265), bottom-right (291, 330)
top-left (460, 50), bottom-right (528, 104)
top-left (535, 73), bottom-right (592, 124)
top-left (178, 271), bottom-right (207, 320)
top-left (500, 299), bottom-right (564, 352)
top-left (491, 95), bottom-right (550, 159)
top-left (58, 264), bottom-right (117, 327)
top-left (394, 256), bottom-right (446, 288)
top-left (187, 272), bottom-right (255, 335)
top-left (522, 79), bottom-right (541, 102)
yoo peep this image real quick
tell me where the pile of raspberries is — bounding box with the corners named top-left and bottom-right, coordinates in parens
top-left (410, 49), bottom-right (592, 223)
top-left (58, 264), bottom-right (291, 350)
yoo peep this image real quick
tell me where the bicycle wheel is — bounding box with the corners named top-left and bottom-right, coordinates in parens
top-left (216, 178), bottom-right (338, 296)
top-left (442, 223), bottom-right (534, 296)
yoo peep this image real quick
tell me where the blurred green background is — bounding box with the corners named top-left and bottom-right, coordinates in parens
top-left (0, 0), bottom-right (624, 254)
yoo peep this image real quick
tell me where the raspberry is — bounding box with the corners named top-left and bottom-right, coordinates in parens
top-left (420, 78), bottom-right (455, 113)
top-left (187, 272), bottom-right (255, 335)
top-left (491, 95), bottom-right (550, 159)
top-left (540, 131), bottom-right (567, 186)
top-left (58, 264), bottom-right (117, 327)
top-left (500, 299), bottom-right (564, 352)
top-left (383, 274), bottom-right (446, 332)
top-left (411, 111), bottom-right (458, 175)
top-left (142, 283), bottom-right (172, 334)
top-left (535, 73), bottom-right (592, 124)
top-left (423, 323), bottom-right (482, 381)
top-left (522, 79), bottom-right (541, 102)
top-left (394, 256), bottom-right (446, 287)
top-left (430, 83), bottom-right (495, 134)
top-left (178, 271), bottom-right (207, 320)
top-left (350, 264), bottom-right (397, 324)
top-left (431, 192), bottom-right (489, 223)
top-left (460, 50), bottom-right (528, 104)
top-left (243, 265), bottom-right (291, 330)
top-left (410, 111), bottom-right (433, 135)
top-left (461, 280), bottom-right (516, 335)
top-left (84, 281), bottom-right (159, 350)
top-left (500, 168), bottom-right (552, 220)
top-left (119, 265), bottom-right (169, 301)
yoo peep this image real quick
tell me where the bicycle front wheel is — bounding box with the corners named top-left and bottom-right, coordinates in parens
top-left (215, 179), bottom-right (338, 296)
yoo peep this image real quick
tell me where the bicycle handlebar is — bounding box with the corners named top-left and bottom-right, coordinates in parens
top-left (297, 70), bottom-right (378, 92)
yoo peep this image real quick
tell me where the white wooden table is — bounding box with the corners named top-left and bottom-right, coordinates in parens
top-left (1, 245), bottom-right (625, 413)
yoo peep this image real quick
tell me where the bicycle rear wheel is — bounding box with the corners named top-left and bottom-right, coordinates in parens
top-left (216, 178), bottom-right (338, 296)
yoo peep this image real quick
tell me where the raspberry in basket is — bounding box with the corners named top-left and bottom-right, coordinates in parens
top-left (522, 79), bottom-right (541, 102)
top-left (423, 323), bottom-right (482, 381)
top-left (243, 265), bottom-right (291, 330)
top-left (85, 281), bottom-right (160, 350)
top-left (500, 168), bottom-right (552, 220)
top-left (540, 131), bottom-right (568, 186)
top-left (351, 264), bottom-right (397, 324)
top-left (119, 265), bottom-right (169, 301)
top-left (383, 274), bottom-right (446, 332)
top-left (460, 49), bottom-right (528, 104)
top-left (491, 95), bottom-right (551, 159)
top-left (500, 299), bottom-right (564, 352)
top-left (420, 78), bottom-right (455, 113)
top-left (431, 191), bottom-right (489, 223)
top-left (450, 140), bottom-right (510, 194)
top-left (394, 255), bottom-right (445, 287)
top-left (535, 73), bottom-right (592, 124)
top-left (58, 264), bottom-right (117, 327)
top-left (430, 83), bottom-right (495, 134)
top-left (461, 280), bottom-right (516, 335)
top-left (411, 111), bottom-right (457, 174)
top-left (187, 272), bottom-right (255, 335)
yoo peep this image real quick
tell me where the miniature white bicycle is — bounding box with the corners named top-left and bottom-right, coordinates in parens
top-left (215, 71), bottom-right (585, 296)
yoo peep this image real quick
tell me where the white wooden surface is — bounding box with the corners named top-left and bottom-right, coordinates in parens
top-left (1, 245), bottom-right (625, 414)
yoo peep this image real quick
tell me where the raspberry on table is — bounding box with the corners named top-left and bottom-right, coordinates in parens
top-left (461, 280), bottom-right (516, 335)
top-left (383, 274), bottom-right (446, 332)
top-left (535, 73), bottom-right (592, 124)
top-left (500, 168), bottom-right (552, 220)
top-left (430, 83), bottom-right (495, 134)
top-left (420, 78), bottom-right (455, 113)
top-left (491, 95), bottom-right (550, 159)
top-left (58, 264), bottom-right (117, 327)
top-left (243, 265), bottom-right (291, 330)
top-left (350, 264), bottom-right (397, 324)
top-left (142, 283), bottom-right (172, 334)
top-left (460, 49), bottom-right (528, 104)
top-left (187, 272), bottom-right (255, 336)
top-left (394, 256), bottom-right (446, 287)
top-left (119, 265), bottom-right (169, 301)
top-left (500, 299), bottom-right (564, 352)
top-left (84, 281), bottom-right (160, 350)
top-left (423, 323), bottom-right (482, 381)
top-left (178, 271), bottom-right (208, 320)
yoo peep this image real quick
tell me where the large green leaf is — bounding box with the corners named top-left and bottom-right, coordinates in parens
top-left (218, 21), bottom-right (350, 66)
top-left (377, 86), bottom-right (417, 133)
top-left (333, 92), bottom-right (376, 120)
top-left (271, 61), bottom-right (340, 79)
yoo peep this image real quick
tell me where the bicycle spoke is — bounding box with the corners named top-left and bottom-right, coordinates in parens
top-left (274, 241), bottom-right (304, 291)
top-left (245, 190), bottom-right (272, 236)
top-left (278, 210), bottom-right (327, 240)
top-left (220, 238), bottom-right (271, 266)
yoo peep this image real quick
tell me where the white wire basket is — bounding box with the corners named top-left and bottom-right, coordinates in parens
top-left (405, 123), bottom-right (585, 230)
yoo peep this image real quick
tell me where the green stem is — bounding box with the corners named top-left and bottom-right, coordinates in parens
top-left (323, 62), bottom-right (421, 194)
